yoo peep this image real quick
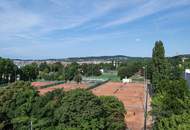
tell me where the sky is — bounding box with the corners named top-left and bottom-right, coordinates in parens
top-left (0, 0), bottom-right (190, 59)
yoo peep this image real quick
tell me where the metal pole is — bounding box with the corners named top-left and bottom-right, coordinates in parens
top-left (30, 120), bottom-right (33, 130)
top-left (15, 67), bottom-right (17, 82)
top-left (144, 66), bottom-right (148, 130)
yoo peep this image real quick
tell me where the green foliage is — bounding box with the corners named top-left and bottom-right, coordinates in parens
top-left (0, 81), bottom-right (126, 130)
top-left (20, 63), bottom-right (39, 81)
top-left (39, 62), bottom-right (50, 72)
top-left (80, 63), bottom-right (101, 77)
top-left (50, 62), bottom-right (64, 72)
top-left (154, 113), bottom-right (190, 130)
top-left (65, 62), bottom-right (79, 81)
top-left (117, 66), bottom-right (128, 80)
top-left (0, 58), bottom-right (18, 83)
top-left (151, 41), bottom-right (190, 129)
top-left (31, 89), bottom-right (64, 129)
top-left (99, 63), bottom-right (116, 72)
top-left (152, 80), bottom-right (190, 129)
top-left (117, 61), bottom-right (143, 79)
top-left (38, 71), bottom-right (65, 81)
top-left (99, 96), bottom-right (126, 130)
top-left (0, 112), bottom-right (13, 130)
top-left (54, 89), bottom-right (106, 130)
top-left (38, 62), bottom-right (65, 81)
top-left (74, 74), bottom-right (82, 84)
top-left (0, 81), bottom-right (38, 129)
top-left (152, 41), bottom-right (170, 90)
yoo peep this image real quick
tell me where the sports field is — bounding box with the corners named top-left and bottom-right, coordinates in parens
top-left (32, 81), bottom-right (152, 129)
top-left (91, 82), bottom-right (152, 130)
top-left (31, 81), bottom-right (56, 88)
top-left (85, 71), bottom-right (121, 82)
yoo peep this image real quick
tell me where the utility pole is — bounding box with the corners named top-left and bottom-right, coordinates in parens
top-left (144, 66), bottom-right (148, 130)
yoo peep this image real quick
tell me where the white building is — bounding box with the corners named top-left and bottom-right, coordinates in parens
top-left (122, 77), bottom-right (132, 83)
top-left (185, 69), bottom-right (190, 87)
top-left (100, 69), bottom-right (104, 73)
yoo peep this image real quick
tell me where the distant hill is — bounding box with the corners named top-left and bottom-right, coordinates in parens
top-left (172, 54), bottom-right (190, 59)
top-left (13, 55), bottom-right (151, 62)
top-left (13, 54), bottom-right (190, 63)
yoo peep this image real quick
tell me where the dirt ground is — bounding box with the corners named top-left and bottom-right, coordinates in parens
top-left (91, 82), bottom-right (152, 130)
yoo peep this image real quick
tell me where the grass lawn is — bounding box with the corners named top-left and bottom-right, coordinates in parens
top-left (99, 72), bottom-right (121, 82)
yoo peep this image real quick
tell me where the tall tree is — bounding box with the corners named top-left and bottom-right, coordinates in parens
top-left (152, 41), bottom-right (170, 91)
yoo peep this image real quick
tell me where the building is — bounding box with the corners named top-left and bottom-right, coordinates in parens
top-left (122, 77), bottom-right (132, 83)
top-left (185, 69), bottom-right (190, 87)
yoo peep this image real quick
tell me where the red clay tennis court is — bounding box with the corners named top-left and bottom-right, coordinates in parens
top-left (37, 82), bottom-right (88, 95)
top-left (91, 82), bottom-right (151, 130)
top-left (32, 81), bottom-right (55, 88)
top-left (32, 81), bottom-right (152, 129)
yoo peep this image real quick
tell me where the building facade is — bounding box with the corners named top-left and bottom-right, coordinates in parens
top-left (185, 69), bottom-right (190, 87)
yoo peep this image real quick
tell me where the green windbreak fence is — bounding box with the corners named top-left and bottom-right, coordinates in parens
top-left (0, 83), bottom-right (8, 88)
top-left (86, 79), bottom-right (110, 90)
top-left (39, 81), bottom-right (65, 89)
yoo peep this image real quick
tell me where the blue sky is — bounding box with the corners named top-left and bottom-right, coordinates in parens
top-left (0, 0), bottom-right (190, 59)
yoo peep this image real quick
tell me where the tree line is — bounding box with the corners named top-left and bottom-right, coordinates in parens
top-left (0, 56), bottom-right (147, 84)
top-left (0, 58), bottom-right (118, 84)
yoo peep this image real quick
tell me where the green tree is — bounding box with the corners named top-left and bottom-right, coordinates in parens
top-left (0, 81), bottom-right (38, 129)
top-left (0, 82), bottom-right (126, 130)
top-left (117, 61), bottom-right (142, 80)
top-left (117, 66), bottom-right (128, 80)
top-left (80, 64), bottom-right (101, 77)
top-left (54, 89), bottom-right (106, 130)
top-left (39, 62), bottom-right (50, 72)
top-left (20, 63), bottom-right (39, 81)
top-left (0, 112), bottom-right (13, 130)
top-left (100, 96), bottom-right (126, 130)
top-left (152, 41), bottom-right (170, 91)
top-left (65, 62), bottom-right (79, 81)
top-left (154, 112), bottom-right (190, 130)
top-left (74, 74), bottom-right (82, 84)
top-left (152, 79), bottom-right (190, 119)
top-left (0, 58), bottom-right (17, 83)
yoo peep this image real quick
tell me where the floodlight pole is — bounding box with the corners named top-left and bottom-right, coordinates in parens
top-left (30, 120), bottom-right (33, 130)
top-left (143, 66), bottom-right (148, 130)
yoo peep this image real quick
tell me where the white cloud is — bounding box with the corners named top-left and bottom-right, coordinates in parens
top-left (0, 0), bottom-right (144, 39)
top-left (0, 0), bottom-right (42, 37)
top-left (0, 0), bottom-right (189, 57)
top-left (101, 0), bottom-right (190, 28)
